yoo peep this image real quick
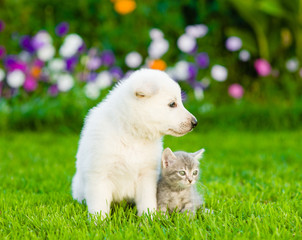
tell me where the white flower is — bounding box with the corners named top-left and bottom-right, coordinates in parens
top-left (194, 87), bottom-right (204, 100)
top-left (286, 58), bottom-right (299, 72)
top-left (125, 52), bottom-right (142, 68)
top-left (149, 28), bottom-right (164, 40)
top-left (95, 71), bottom-right (112, 89)
top-left (225, 36), bottom-right (242, 51)
top-left (65, 34), bottom-right (83, 48)
top-left (37, 44), bottom-right (55, 61)
top-left (211, 65), bottom-right (228, 82)
top-left (185, 24), bottom-right (208, 38)
top-left (57, 73), bottom-right (74, 92)
top-left (48, 58), bottom-right (66, 72)
top-left (84, 82), bottom-right (100, 99)
top-left (173, 61), bottom-right (190, 81)
top-left (59, 33), bottom-right (83, 58)
top-left (7, 70), bottom-right (25, 88)
top-left (177, 34), bottom-right (196, 53)
top-left (239, 50), bottom-right (250, 62)
top-left (148, 38), bottom-right (169, 59)
top-left (32, 31), bottom-right (53, 49)
top-left (0, 68), bottom-right (5, 82)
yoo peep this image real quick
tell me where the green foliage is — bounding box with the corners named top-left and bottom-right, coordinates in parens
top-left (1, 0), bottom-right (300, 63)
top-left (0, 131), bottom-right (301, 238)
top-left (1, 84), bottom-right (302, 132)
top-left (225, 0), bottom-right (302, 61)
top-left (0, 89), bottom-right (100, 132)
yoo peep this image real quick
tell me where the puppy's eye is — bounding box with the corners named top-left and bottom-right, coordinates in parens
top-left (168, 102), bottom-right (177, 108)
top-left (193, 170), bottom-right (198, 176)
top-left (179, 171), bottom-right (186, 176)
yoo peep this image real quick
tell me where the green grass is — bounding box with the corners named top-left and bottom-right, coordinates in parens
top-left (0, 130), bottom-right (301, 239)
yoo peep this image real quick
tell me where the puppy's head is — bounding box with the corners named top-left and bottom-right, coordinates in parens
top-left (129, 69), bottom-right (197, 138)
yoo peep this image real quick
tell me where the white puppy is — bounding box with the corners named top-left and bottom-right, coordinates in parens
top-left (72, 69), bottom-right (197, 219)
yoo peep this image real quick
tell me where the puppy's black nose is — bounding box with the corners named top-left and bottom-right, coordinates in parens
top-left (191, 117), bottom-right (198, 128)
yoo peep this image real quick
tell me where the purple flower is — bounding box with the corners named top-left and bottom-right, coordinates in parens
top-left (24, 76), bottom-right (37, 92)
top-left (55, 22), bottom-right (69, 37)
top-left (225, 36), bottom-right (242, 51)
top-left (110, 66), bottom-right (123, 80)
top-left (188, 64), bottom-right (197, 80)
top-left (87, 72), bottom-right (98, 82)
top-left (0, 46), bottom-right (6, 59)
top-left (32, 31), bottom-right (52, 50)
top-left (48, 84), bottom-right (59, 96)
top-left (20, 35), bottom-right (35, 53)
top-left (0, 20), bottom-right (5, 32)
top-left (4, 56), bottom-right (27, 72)
top-left (87, 57), bottom-right (102, 70)
top-left (65, 56), bottom-right (78, 72)
top-left (33, 59), bottom-right (44, 68)
top-left (187, 64), bottom-right (198, 87)
top-left (4, 56), bottom-right (17, 69)
top-left (196, 52), bottom-right (209, 69)
top-left (101, 51), bottom-right (115, 66)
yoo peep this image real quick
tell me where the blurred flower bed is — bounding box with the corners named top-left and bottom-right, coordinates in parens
top-left (0, 0), bottom-right (302, 131)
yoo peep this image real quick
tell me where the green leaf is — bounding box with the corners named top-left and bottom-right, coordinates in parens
top-left (258, 0), bottom-right (285, 17)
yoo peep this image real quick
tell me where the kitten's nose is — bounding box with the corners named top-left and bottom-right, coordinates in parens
top-left (191, 117), bottom-right (198, 128)
top-left (188, 179), bottom-right (192, 184)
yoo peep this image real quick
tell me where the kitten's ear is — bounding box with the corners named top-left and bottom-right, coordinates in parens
top-left (134, 80), bottom-right (159, 98)
top-left (192, 148), bottom-right (205, 160)
top-left (162, 148), bottom-right (177, 168)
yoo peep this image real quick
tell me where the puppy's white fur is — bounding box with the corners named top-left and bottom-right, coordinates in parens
top-left (72, 69), bottom-right (196, 218)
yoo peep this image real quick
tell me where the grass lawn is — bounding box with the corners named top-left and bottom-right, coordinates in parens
top-left (0, 130), bottom-right (301, 239)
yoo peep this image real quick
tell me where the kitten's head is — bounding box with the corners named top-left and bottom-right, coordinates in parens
top-left (161, 147), bottom-right (205, 189)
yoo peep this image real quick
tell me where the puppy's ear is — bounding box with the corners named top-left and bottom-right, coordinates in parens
top-left (135, 81), bottom-right (159, 98)
top-left (192, 148), bottom-right (205, 160)
top-left (162, 148), bottom-right (177, 168)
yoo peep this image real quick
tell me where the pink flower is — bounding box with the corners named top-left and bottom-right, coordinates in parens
top-left (228, 83), bottom-right (244, 99)
top-left (254, 59), bottom-right (271, 76)
top-left (24, 76), bottom-right (37, 92)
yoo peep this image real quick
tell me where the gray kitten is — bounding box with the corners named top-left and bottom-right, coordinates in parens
top-left (157, 147), bottom-right (205, 214)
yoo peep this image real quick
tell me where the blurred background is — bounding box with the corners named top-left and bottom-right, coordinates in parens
top-left (0, 0), bottom-right (301, 132)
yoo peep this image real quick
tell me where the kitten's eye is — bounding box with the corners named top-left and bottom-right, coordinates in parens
top-left (193, 170), bottom-right (198, 176)
top-left (168, 101), bottom-right (177, 108)
top-left (179, 171), bottom-right (186, 176)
